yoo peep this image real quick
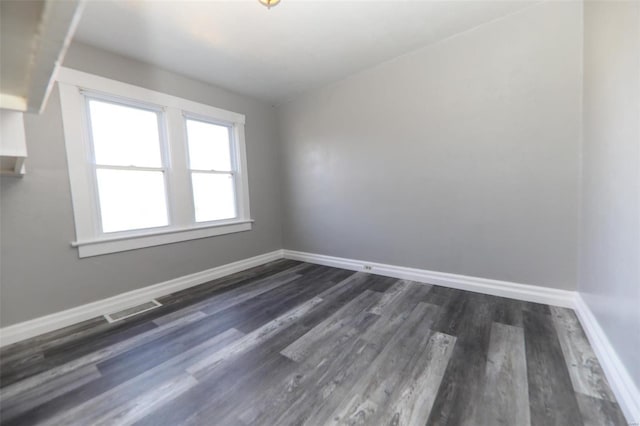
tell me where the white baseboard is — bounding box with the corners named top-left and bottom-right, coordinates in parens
top-left (283, 249), bottom-right (575, 308)
top-left (283, 249), bottom-right (638, 425)
top-left (2, 246), bottom-right (636, 426)
top-left (0, 249), bottom-right (284, 347)
top-left (574, 294), bottom-right (640, 426)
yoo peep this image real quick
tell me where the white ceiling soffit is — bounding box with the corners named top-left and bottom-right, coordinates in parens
top-left (0, 0), bottom-right (85, 113)
top-left (74, 0), bottom-right (537, 103)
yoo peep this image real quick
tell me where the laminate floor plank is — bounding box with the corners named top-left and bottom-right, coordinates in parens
top-left (133, 281), bottom-right (368, 426)
top-left (0, 365), bottom-right (102, 422)
top-left (0, 262), bottom-right (627, 426)
top-left (249, 302), bottom-right (420, 426)
top-left (360, 283), bottom-right (435, 344)
top-left (378, 331), bottom-right (456, 426)
top-left (550, 306), bottom-right (617, 401)
top-left (156, 259), bottom-right (304, 307)
top-left (324, 303), bottom-right (444, 425)
top-left (153, 263), bottom-right (308, 326)
top-left (230, 273), bottom-right (349, 333)
top-left (0, 259), bottom-right (298, 373)
top-left (362, 274), bottom-right (401, 293)
top-left (281, 289), bottom-right (382, 362)
top-left (366, 279), bottom-right (409, 315)
top-left (575, 392), bottom-right (627, 426)
top-left (255, 294), bottom-right (438, 426)
top-left (42, 329), bottom-right (242, 426)
top-left (1, 319), bottom-right (158, 388)
top-left (133, 343), bottom-right (297, 426)
top-left (461, 322), bottom-right (530, 426)
top-left (41, 320), bottom-right (160, 365)
top-left (524, 310), bottom-right (583, 426)
top-left (7, 329), bottom-right (243, 426)
top-left (0, 310), bottom-right (207, 410)
top-left (187, 296), bottom-right (324, 378)
top-left (491, 296), bottom-right (526, 327)
top-left (97, 271), bottom-right (342, 381)
top-left (183, 353), bottom-right (297, 426)
top-left (91, 373), bottom-right (198, 426)
top-left (235, 278), bottom-right (404, 425)
top-left (425, 292), bottom-right (495, 426)
top-left (0, 317), bottom-right (107, 363)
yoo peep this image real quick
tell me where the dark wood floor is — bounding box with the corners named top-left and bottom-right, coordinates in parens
top-left (0, 260), bottom-right (627, 426)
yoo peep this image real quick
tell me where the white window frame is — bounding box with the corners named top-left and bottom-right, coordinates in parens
top-left (58, 67), bottom-right (252, 258)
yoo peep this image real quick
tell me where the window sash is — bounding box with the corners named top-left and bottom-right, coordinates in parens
top-left (184, 114), bottom-right (236, 172)
top-left (189, 170), bottom-right (238, 223)
top-left (184, 114), bottom-right (240, 223)
top-left (94, 168), bottom-right (170, 234)
top-left (83, 93), bottom-right (172, 235)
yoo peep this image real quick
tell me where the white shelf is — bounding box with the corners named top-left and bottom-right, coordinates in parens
top-left (0, 109), bottom-right (27, 176)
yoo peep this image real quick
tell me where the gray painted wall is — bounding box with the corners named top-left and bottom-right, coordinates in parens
top-left (580, 1), bottom-right (640, 390)
top-left (277, 2), bottom-right (582, 290)
top-left (0, 42), bottom-right (283, 326)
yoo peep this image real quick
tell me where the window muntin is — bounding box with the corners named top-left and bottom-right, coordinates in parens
top-left (85, 96), bottom-right (169, 233)
top-left (185, 117), bottom-right (237, 223)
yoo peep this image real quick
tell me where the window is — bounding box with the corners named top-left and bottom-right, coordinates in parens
top-left (58, 68), bottom-right (252, 258)
top-left (185, 118), bottom-right (237, 223)
top-left (87, 98), bottom-right (170, 233)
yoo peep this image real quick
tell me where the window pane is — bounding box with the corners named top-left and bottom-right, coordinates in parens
top-left (186, 119), bottom-right (232, 171)
top-left (96, 169), bottom-right (168, 233)
top-left (88, 99), bottom-right (163, 167)
top-left (191, 172), bottom-right (236, 222)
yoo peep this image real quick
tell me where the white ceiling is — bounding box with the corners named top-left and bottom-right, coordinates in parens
top-left (74, 0), bottom-right (536, 103)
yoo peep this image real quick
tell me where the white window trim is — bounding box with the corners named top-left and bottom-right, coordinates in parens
top-left (57, 67), bottom-right (252, 258)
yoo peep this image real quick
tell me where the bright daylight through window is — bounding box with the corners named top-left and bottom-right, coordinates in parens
top-left (185, 118), bottom-right (237, 223)
top-left (58, 68), bottom-right (251, 257)
top-left (87, 99), bottom-right (169, 233)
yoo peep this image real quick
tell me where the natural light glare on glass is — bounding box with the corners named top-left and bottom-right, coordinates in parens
top-left (96, 169), bottom-right (169, 233)
top-left (89, 99), bottom-right (162, 167)
top-left (191, 172), bottom-right (236, 222)
top-left (186, 119), bottom-right (232, 171)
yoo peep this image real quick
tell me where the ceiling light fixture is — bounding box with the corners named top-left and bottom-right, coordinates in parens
top-left (259, 0), bottom-right (280, 9)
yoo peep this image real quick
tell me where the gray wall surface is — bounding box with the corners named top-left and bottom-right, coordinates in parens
top-left (0, 42), bottom-right (283, 326)
top-left (580, 1), bottom-right (640, 390)
top-left (277, 2), bottom-right (582, 290)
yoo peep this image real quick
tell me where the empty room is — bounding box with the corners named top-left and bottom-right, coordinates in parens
top-left (0, 0), bottom-right (638, 425)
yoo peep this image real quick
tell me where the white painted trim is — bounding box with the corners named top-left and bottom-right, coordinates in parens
top-left (0, 250), bottom-right (284, 347)
top-left (283, 250), bottom-right (576, 308)
top-left (29, 0), bottom-right (84, 114)
top-left (57, 67), bottom-right (252, 257)
top-left (57, 68), bottom-right (246, 124)
top-left (574, 294), bottom-right (640, 426)
top-left (104, 299), bottom-right (162, 323)
top-left (73, 220), bottom-right (253, 258)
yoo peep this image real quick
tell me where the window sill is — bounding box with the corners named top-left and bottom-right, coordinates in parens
top-left (72, 219), bottom-right (253, 258)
